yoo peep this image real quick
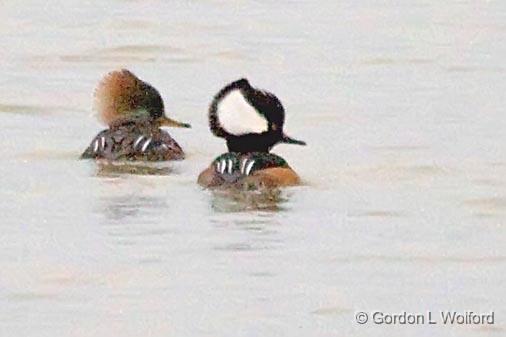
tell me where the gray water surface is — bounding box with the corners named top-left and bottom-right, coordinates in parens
top-left (1, 1), bottom-right (505, 336)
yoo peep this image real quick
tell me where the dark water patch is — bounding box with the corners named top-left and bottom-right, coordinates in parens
top-left (490, 161), bottom-right (506, 167)
top-left (240, 224), bottom-right (271, 232)
top-left (211, 50), bottom-right (254, 61)
top-left (232, 218), bottom-right (274, 226)
top-left (463, 197), bottom-right (506, 212)
top-left (445, 65), bottom-right (506, 74)
top-left (393, 164), bottom-right (448, 177)
top-left (59, 43), bottom-right (201, 64)
top-left (370, 145), bottom-right (429, 152)
top-left (96, 44), bottom-right (185, 56)
top-left (16, 150), bottom-right (78, 161)
top-left (60, 54), bottom-right (157, 64)
top-left (176, 22), bottom-right (238, 34)
top-left (0, 103), bottom-right (73, 115)
top-left (7, 292), bottom-right (58, 302)
top-left (107, 227), bottom-right (172, 238)
top-left (213, 242), bottom-right (255, 252)
top-left (359, 57), bottom-right (434, 66)
top-left (41, 274), bottom-right (86, 286)
top-left (96, 195), bottom-right (168, 222)
top-left (472, 212), bottom-right (498, 219)
top-left (114, 240), bottom-right (136, 246)
top-left (472, 178), bottom-right (505, 188)
top-left (209, 217), bottom-right (280, 238)
top-left (107, 19), bottom-right (155, 30)
top-left (312, 306), bottom-right (352, 316)
top-left (213, 241), bottom-right (278, 252)
top-left (348, 164), bottom-right (449, 183)
top-left (96, 45), bottom-right (202, 63)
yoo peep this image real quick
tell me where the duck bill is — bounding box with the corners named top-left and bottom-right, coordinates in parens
top-left (281, 133), bottom-right (306, 146)
top-left (159, 116), bottom-right (191, 128)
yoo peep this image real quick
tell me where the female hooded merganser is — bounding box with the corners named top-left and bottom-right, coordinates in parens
top-left (198, 78), bottom-right (306, 188)
top-left (81, 69), bottom-right (190, 161)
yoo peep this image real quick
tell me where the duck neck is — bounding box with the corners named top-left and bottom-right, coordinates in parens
top-left (110, 118), bottom-right (158, 132)
top-left (225, 134), bottom-right (275, 154)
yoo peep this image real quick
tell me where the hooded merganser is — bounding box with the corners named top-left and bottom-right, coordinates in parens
top-left (198, 78), bottom-right (306, 188)
top-left (81, 69), bottom-right (191, 161)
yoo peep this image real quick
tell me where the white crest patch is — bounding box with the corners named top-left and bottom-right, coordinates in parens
top-left (217, 89), bottom-right (268, 135)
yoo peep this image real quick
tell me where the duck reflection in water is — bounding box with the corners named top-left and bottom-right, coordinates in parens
top-left (208, 186), bottom-right (290, 212)
top-left (94, 161), bottom-right (174, 177)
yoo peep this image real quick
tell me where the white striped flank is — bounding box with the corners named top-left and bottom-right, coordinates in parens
top-left (100, 136), bottom-right (105, 150)
top-left (141, 138), bottom-right (152, 152)
top-left (227, 159), bottom-right (233, 174)
top-left (240, 158), bottom-right (248, 174)
top-left (217, 89), bottom-right (268, 136)
top-left (245, 160), bottom-right (256, 176)
top-left (220, 160), bottom-right (226, 174)
top-left (133, 136), bottom-right (145, 149)
top-left (93, 139), bottom-right (99, 153)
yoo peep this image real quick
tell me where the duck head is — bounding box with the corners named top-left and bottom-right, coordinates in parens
top-left (94, 69), bottom-right (191, 129)
top-left (209, 78), bottom-right (305, 153)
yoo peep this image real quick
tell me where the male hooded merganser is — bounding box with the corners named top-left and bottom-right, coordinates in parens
top-left (197, 78), bottom-right (306, 188)
top-left (81, 69), bottom-right (190, 161)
